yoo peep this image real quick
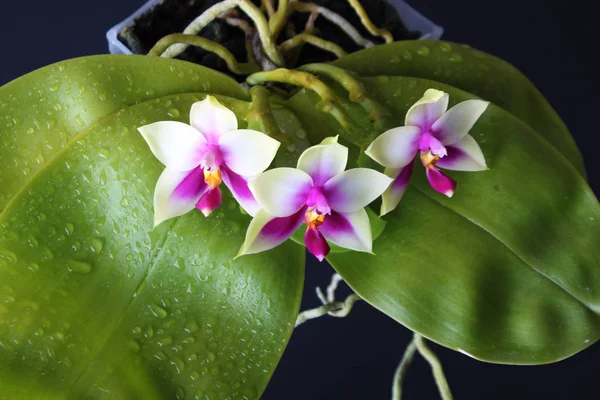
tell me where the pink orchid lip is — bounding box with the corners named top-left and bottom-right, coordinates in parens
top-left (196, 187), bottom-right (223, 217)
top-left (304, 187), bottom-right (333, 260)
top-left (426, 168), bottom-right (456, 198)
top-left (305, 228), bottom-right (330, 262)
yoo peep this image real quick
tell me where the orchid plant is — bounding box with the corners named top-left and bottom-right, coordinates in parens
top-left (0, 1), bottom-right (598, 398)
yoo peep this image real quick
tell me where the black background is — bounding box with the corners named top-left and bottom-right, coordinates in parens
top-left (1, 1), bottom-right (598, 399)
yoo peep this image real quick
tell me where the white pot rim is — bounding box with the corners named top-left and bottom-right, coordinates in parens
top-left (106, 0), bottom-right (444, 55)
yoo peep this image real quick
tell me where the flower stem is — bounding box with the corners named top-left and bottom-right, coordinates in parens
top-left (288, 2), bottom-right (375, 48)
top-left (414, 334), bottom-right (454, 400)
top-left (245, 86), bottom-right (292, 144)
top-left (159, 0), bottom-right (284, 67)
top-left (246, 68), bottom-right (353, 128)
top-left (299, 63), bottom-right (391, 121)
top-left (280, 33), bottom-right (348, 59)
top-left (392, 339), bottom-right (418, 400)
top-left (148, 34), bottom-right (260, 75)
top-left (346, 0), bottom-right (394, 43)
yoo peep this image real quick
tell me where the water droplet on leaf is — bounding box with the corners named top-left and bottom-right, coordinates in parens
top-left (67, 260), bottom-right (93, 274)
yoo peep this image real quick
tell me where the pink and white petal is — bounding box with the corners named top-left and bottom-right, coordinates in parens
top-left (196, 187), bottom-right (222, 217)
top-left (426, 167), bottom-right (456, 198)
top-left (405, 89), bottom-right (449, 130)
top-left (218, 129), bottom-right (280, 176)
top-left (380, 163), bottom-right (414, 216)
top-left (436, 134), bottom-right (487, 171)
top-left (249, 168), bottom-right (313, 217)
top-left (138, 121), bottom-right (206, 171)
top-left (305, 228), bottom-right (330, 262)
top-left (365, 126), bottom-right (421, 169)
top-left (153, 167), bottom-right (209, 227)
top-left (221, 166), bottom-right (260, 216)
top-left (190, 96), bottom-right (238, 143)
top-left (324, 168), bottom-right (393, 214)
top-left (297, 140), bottom-right (348, 186)
top-left (320, 209), bottom-right (373, 253)
top-left (432, 100), bottom-right (489, 145)
top-left (236, 208), bottom-right (306, 257)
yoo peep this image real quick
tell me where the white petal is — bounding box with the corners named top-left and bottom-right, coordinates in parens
top-left (365, 126), bottom-right (421, 169)
top-left (324, 168), bottom-right (393, 213)
top-left (249, 168), bottom-right (313, 218)
top-left (380, 163), bottom-right (414, 216)
top-left (236, 208), bottom-right (306, 257)
top-left (218, 129), bottom-right (280, 176)
top-left (221, 166), bottom-right (261, 217)
top-left (405, 89), bottom-right (449, 129)
top-left (190, 95), bottom-right (238, 143)
top-left (432, 100), bottom-right (489, 145)
top-left (297, 140), bottom-right (348, 186)
top-left (320, 209), bottom-right (373, 253)
top-left (138, 121), bottom-right (206, 171)
top-left (436, 134), bottom-right (488, 171)
top-left (153, 167), bottom-right (208, 227)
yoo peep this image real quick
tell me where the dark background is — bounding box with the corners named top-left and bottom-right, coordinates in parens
top-left (1, 0), bottom-right (598, 399)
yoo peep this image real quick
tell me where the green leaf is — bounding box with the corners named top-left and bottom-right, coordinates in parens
top-left (0, 94), bottom-right (304, 398)
top-left (286, 75), bottom-right (600, 364)
top-left (333, 40), bottom-right (586, 177)
top-left (0, 55), bottom-right (248, 212)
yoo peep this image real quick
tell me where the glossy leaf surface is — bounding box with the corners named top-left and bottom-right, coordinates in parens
top-left (333, 40), bottom-right (586, 177)
top-left (0, 55), bottom-right (248, 212)
top-left (0, 91), bottom-right (305, 398)
top-left (286, 75), bottom-right (600, 364)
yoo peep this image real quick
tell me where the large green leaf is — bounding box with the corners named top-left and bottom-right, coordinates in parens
top-left (0, 55), bottom-right (248, 212)
top-left (333, 40), bottom-right (586, 177)
top-left (286, 76), bottom-right (600, 364)
top-left (0, 93), bottom-right (304, 398)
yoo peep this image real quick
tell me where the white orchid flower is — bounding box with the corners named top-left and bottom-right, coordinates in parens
top-left (366, 89), bottom-right (489, 215)
top-left (237, 136), bottom-right (392, 261)
top-left (138, 96), bottom-right (280, 226)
